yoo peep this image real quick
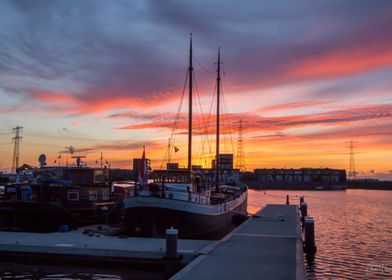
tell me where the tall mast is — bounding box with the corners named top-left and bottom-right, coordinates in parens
top-left (187, 34), bottom-right (193, 172)
top-left (215, 48), bottom-right (221, 184)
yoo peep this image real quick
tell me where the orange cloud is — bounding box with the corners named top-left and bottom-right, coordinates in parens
top-left (28, 88), bottom-right (181, 116)
top-left (32, 91), bottom-right (78, 103)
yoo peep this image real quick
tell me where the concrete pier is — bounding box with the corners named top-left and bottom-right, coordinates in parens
top-left (0, 227), bottom-right (214, 267)
top-left (171, 204), bottom-right (305, 280)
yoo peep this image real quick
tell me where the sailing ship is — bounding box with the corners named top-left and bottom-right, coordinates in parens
top-left (122, 35), bottom-right (248, 239)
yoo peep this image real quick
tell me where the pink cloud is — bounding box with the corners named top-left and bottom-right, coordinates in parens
top-left (260, 99), bottom-right (331, 113)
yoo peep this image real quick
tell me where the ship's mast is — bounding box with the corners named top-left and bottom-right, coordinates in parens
top-left (187, 34), bottom-right (193, 172)
top-left (215, 48), bottom-right (221, 184)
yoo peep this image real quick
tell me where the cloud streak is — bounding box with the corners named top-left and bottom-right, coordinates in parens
top-left (115, 103), bottom-right (392, 135)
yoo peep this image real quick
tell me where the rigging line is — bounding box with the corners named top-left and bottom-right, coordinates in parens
top-left (193, 73), bottom-right (211, 158)
top-left (161, 70), bottom-right (188, 169)
top-left (193, 54), bottom-right (215, 74)
top-left (222, 100), bottom-right (234, 154)
top-left (194, 80), bottom-right (209, 167)
top-left (221, 85), bottom-right (236, 155)
top-left (192, 71), bottom-right (212, 166)
top-left (0, 133), bottom-right (12, 136)
top-left (0, 142), bottom-right (11, 146)
top-left (207, 83), bottom-right (217, 155)
top-left (221, 101), bottom-right (228, 153)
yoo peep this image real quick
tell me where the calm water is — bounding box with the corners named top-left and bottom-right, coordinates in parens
top-left (248, 189), bottom-right (392, 280)
top-left (1, 189), bottom-right (391, 279)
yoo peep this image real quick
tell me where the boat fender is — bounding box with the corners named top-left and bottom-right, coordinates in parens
top-left (169, 193), bottom-right (174, 199)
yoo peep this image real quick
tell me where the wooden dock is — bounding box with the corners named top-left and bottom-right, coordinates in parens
top-left (171, 204), bottom-right (305, 280)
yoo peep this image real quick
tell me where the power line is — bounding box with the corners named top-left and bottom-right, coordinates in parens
top-left (236, 119), bottom-right (246, 171)
top-left (348, 140), bottom-right (357, 179)
top-left (12, 126), bottom-right (23, 172)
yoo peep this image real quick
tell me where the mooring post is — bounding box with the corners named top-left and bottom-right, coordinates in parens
top-left (300, 202), bottom-right (307, 225)
top-left (164, 227), bottom-right (182, 277)
top-left (304, 216), bottom-right (317, 254)
top-left (286, 194), bottom-right (290, 205)
top-left (166, 227), bottom-right (178, 259)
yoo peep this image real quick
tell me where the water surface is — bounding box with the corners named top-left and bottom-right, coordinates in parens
top-left (2, 189), bottom-right (391, 279)
top-left (248, 189), bottom-right (392, 279)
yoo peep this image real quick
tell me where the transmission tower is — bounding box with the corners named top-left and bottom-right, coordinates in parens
top-left (348, 140), bottom-right (356, 179)
top-left (11, 126), bottom-right (23, 173)
top-left (236, 119), bottom-right (245, 171)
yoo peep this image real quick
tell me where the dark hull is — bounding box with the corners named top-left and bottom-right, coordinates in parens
top-left (0, 201), bottom-right (122, 232)
top-left (124, 197), bottom-right (248, 240)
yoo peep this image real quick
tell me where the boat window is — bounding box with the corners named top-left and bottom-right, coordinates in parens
top-left (89, 190), bottom-right (98, 201)
top-left (102, 191), bottom-right (109, 201)
top-left (67, 190), bottom-right (79, 201)
top-left (94, 174), bottom-right (107, 184)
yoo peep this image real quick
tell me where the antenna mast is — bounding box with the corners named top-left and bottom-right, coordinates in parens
top-left (215, 48), bottom-right (221, 184)
top-left (187, 34), bottom-right (193, 172)
top-left (11, 126), bottom-right (23, 173)
top-left (236, 119), bottom-right (245, 171)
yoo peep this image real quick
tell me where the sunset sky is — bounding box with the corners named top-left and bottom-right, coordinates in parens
top-left (0, 1), bottom-right (391, 179)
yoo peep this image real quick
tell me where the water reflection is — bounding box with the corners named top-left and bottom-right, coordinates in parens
top-left (0, 262), bottom-right (163, 280)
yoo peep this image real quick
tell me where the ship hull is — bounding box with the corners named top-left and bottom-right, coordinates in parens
top-left (0, 200), bottom-right (122, 232)
top-left (123, 191), bottom-right (248, 239)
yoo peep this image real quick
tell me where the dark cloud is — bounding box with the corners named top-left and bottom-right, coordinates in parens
top-left (1, 0), bottom-right (392, 115)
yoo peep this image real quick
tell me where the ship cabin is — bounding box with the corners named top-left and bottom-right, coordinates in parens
top-left (3, 166), bottom-right (115, 206)
top-left (144, 170), bottom-right (211, 204)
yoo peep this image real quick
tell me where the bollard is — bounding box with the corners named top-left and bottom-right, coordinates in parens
top-left (165, 227), bottom-right (178, 259)
top-left (164, 227), bottom-right (182, 277)
top-left (300, 202), bottom-right (308, 224)
top-left (286, 195), bottom-right (290, 205)
top-left (304, 216), bottom-right (317, 254)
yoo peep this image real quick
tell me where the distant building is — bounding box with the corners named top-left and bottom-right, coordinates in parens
top-left (212, 154), bottom-right (234, 170)
top-left (166, 163), bottom-right (202, 171)
top-left (133, 158), bottom-right (151, 178)
top-left (253, 168), bottom-right (346, 186)
top-left (167, 162), bottom-right (179, 170)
